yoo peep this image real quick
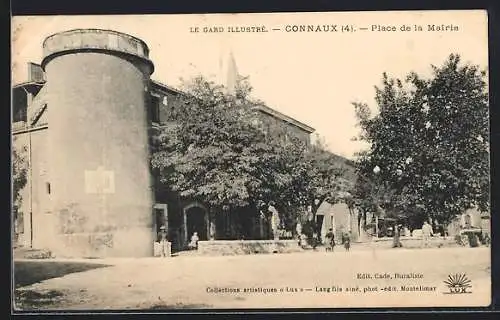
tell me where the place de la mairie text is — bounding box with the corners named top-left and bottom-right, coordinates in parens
top-left (191, 24), bottom-right (459, 33)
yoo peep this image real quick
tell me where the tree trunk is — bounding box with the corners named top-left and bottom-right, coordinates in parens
top-left (358, 213), bottom-right (362, 236)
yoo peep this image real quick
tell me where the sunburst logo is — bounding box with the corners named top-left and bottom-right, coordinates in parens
top-left (443, 273), bottom-right (472, 294)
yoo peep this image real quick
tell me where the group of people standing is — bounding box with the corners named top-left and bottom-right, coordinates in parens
top-left (324, 228), bottom-right (351, 252)
top-left (296, 221), bottom-right (352, 252)
top-left (157, 225), bottom-right (200, 257)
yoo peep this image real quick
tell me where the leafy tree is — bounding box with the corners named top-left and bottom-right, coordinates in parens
top-left (151, 76), bottom-right (350, 235)
top-left (12, 138), bottom-right (28, 235)
top-left (353, 54), bottom-right (489, 229)
top-left (278, 140), bottom-right (349, 227)
top-left (151, 76), bottom-right (269, 211)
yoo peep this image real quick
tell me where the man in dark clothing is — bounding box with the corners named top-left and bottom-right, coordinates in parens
top-left (311, 231), bottom-right (318, 250)
top-left (392, 224), bottom-right (403, 248)
top-left (342, 231), bottom-right (351, 252)
top-left (325, 228), bottom-right (335, 252)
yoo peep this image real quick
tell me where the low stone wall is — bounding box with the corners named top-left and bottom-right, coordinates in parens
top-left (198, 240), bottom-right (302, 256)
top-left (14, 248), bottom-right (54, 260)
top-left (369, 236), bottom-right (457, 249)
top-left (153, 241), bottom-right (172, 257)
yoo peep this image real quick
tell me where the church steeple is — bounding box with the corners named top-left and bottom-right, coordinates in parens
top-left (218, 49), bottom-right (239, 95)
top-left (226, 51), bottom-right (238, 95)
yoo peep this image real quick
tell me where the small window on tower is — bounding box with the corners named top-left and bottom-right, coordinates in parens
top-left (46, 182), bottom-right (51, 194)
top-left (108, 34), bottom-right (119, 48)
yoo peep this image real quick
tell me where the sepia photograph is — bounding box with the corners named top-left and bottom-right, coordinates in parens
top-left (11, 10), bottom-right (490, 311)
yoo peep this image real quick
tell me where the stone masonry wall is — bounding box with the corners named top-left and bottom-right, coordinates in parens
top-left (198, 240), bottom-right (302, 256)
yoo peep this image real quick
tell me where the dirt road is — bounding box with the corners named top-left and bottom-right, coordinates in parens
top-left (14, 246), bottom-right (490, 310)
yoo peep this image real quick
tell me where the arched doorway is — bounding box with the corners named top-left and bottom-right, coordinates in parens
top-left (183, 203), bottom-right (208, 245)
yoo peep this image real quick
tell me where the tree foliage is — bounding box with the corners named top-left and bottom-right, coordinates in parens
top-left (353, 54), bottom-right (489, 227)
top-left (151, 76), bottom-right (349, 222)
top-left (12, 138), bottom-right (28, 219)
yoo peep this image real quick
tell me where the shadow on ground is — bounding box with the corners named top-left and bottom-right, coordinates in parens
top-left (14, 260), bottom-right (112, 288)
top-left (14, 289), bottom-right (66, 310)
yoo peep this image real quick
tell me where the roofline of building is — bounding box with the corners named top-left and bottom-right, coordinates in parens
top-left (13, 80), bottom-right (46, 90)
top-left (252, 104), bottom-right (315, 133)
top-left (13, 70), bottom-right (315, 134)
top-left (12, 123), bottom-right (48, 135)
top-left (150, 80), bottom-right (184, 95)
top-left (42, 28), bottom-right (150, 56)
top-left (151, 80), bottom-right (316, 133)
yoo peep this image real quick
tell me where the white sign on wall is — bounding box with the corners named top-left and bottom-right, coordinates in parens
top-left (84, 166), bottom-right (115, 194)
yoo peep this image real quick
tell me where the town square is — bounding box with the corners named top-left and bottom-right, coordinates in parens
top-left (14, 245), bottom-right (490, 309)
top-left (11, 12), bottom-right (490, 311)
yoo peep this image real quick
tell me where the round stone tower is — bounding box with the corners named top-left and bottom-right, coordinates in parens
top-left (41, 29), bottom-right (155, 257)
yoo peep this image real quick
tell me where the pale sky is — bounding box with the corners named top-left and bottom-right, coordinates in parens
top-left (12, 11), bottom-right (488, 159)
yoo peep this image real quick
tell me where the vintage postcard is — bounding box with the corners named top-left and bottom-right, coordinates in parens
top-left (11, 11), bottom-right (490, 311)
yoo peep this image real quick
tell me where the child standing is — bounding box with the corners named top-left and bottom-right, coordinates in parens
top-left (325, 228), bottom-right (335, 252)
top-left (299, 233), bottom-right (308, 249)
top-left (342, 231), bottom-right (351, 252)
top-left (158, 226), bottom-right (169, 257)
top-left (188, 232), bottom-right (199, 250)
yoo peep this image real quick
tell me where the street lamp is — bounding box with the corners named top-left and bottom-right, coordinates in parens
top-left (372, 165), bottom-right (381, 238)
top-left (358, 163), bottom-right (407, 241)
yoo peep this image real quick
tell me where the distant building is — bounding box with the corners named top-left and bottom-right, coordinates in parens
top-left (446, 207), bottom-right (490, 237)
top-left (317, 201), bottom-right (358, 243)
top-left (11, 29), bottom-right (316, 257)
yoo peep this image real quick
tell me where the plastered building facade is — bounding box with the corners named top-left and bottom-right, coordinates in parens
top-left (12, 29), bottom-right (316, 257)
